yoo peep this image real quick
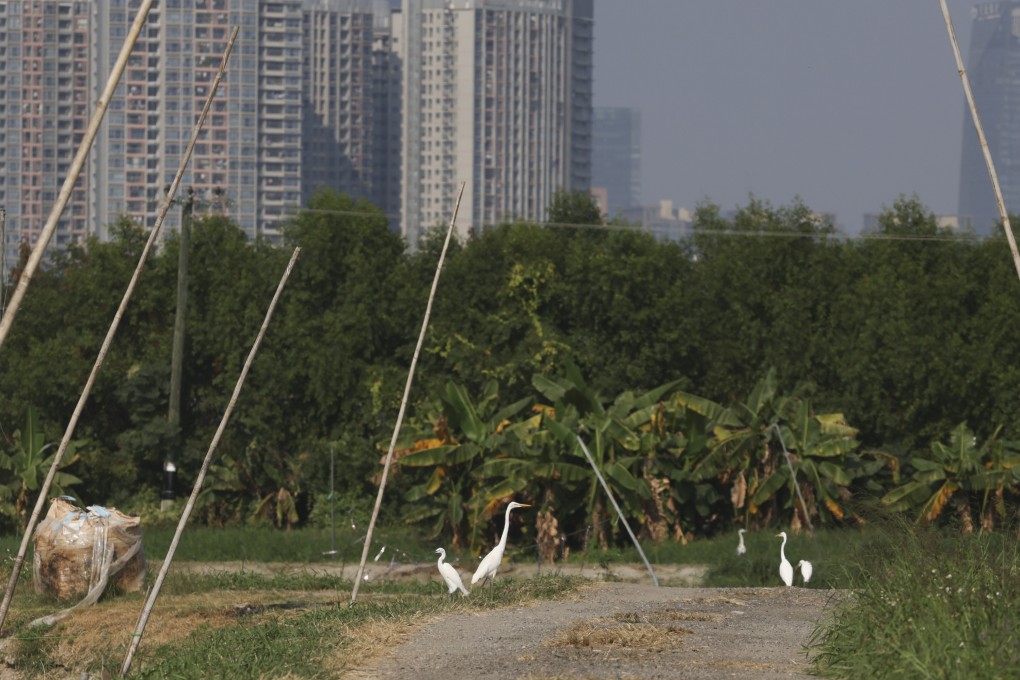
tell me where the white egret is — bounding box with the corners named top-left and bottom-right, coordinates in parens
top-left (775, 531), bottom-right (793, 587)
top-left (471, 501), bottom-right (530, 587)
top-left (797, 559), bottom-right (813, 584)
top-left (736, 528), bottom-right (747, 556)
top-left (435, 547), bottom-right (469, 598)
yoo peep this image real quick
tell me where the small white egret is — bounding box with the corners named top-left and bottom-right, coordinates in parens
top-left (471, 501), bottom-right (530, 587)
top-left (736, 528), bottom-right (747, 556)
top-left (797, 559), bottom-right (813, 584)
top-left (435, 547), bottom-right (469, 598)
top-left (775, 532), bottom-right (793, 587)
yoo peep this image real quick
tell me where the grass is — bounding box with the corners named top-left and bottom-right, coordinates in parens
top-left (0, 571), bottom-right (586, 678)
top-left (8, 521), bottom-right (1020, 677)
top-left (809, 524), bottom-right (1020, 678)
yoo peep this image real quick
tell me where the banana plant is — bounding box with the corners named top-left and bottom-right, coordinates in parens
top-left (673, 367), bottom-right (789, 525)
top-left (534, 363), bottom-right (681, 546)
top-left (397, 380), bottom-right (533, 550)
top-left (0, 407), bottom-right (83, 531)
top-left (882, 422), bottom-right (1020, 531)
top-left (771, 405), bottom-right (861, 524)
top-left (673, 367), bottom-right (859, 528)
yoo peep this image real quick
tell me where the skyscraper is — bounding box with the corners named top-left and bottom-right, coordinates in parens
top-left (958, 1), bottom-right (1020, 236)
top-left (0, 1), bottom-right (93, 269)
top-left (0, 0), bottom-right (384, 269)
top-left (397, 0), bottom-right (593, 248)
top-left (0, 0), bottom-right (593, 270)
top-left (592, 106), bottom-right (640, 217)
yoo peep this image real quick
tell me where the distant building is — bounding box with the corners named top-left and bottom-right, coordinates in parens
top-left (0, 1), bottom-right (93, 269)
top-left (958, 1), bottom-right (1020, 236)
top-left (0, 0), bottom-right (593, 274)
top-left (592, 106), bottom-right (640, 216)
top-left (862, 212), bottom-right (971, 233)
top-left (621, 200), bottom-right (690, 242)
top-left (396, 0), bottom-right (594, 248)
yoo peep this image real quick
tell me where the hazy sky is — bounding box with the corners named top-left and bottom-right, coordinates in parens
top-left (592, 2), bottom-right (976, 232)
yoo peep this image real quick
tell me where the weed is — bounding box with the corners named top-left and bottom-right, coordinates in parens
top-left (809, 525), bottom-right (1020, 678)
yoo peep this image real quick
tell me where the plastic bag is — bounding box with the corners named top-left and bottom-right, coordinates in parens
top-left (32, 497), bottom-right (146, 601)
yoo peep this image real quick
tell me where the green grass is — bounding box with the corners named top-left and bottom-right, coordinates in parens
top-left (2, 523), bottom-right (436, 566)
top-left (809, 525), bottom-right (1020, 678)
top-left (131, 575), bottom-right (584, 679)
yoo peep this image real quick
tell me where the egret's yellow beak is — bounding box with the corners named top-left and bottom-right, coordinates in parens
top-left (774, 533), bottom-right (782, 538)
top-left (520, 503), bottom-right (531, 508)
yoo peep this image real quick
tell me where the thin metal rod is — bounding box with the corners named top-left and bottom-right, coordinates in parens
top-left (0, 0), bottom-right (155, 351)
top-left (120, 246), bottom-right (300, 677)
top-left (0, 25), bottom-right (238, 635)
top-left (349, 182), bottom-right (466, 604)
top-left (769, 424), bottom-right (814, 532)
top-left (576, 436), bottom-right (659, 587)
top-left (939, 0), bottom-right (1020, 280)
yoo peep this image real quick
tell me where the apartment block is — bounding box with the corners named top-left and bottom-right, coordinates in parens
top-left (0, 1), bottom-right (93, 270)
top-left (0, 0), bottom-right (594, 270)
top-left (397, 0), bottom-right (593, 248)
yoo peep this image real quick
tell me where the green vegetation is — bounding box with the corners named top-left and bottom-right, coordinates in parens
top-left (0, 569), bottom-right (583, 679)
top-left (810, 525), bottom-right (1020, 677)
top-left (3, 189), bottom-right (1020, 550)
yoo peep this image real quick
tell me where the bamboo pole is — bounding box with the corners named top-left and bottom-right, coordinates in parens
top-left (350, 182), bottom-right (465, 604)
top-left (120, 246), bottom-right (301, 677)
top-left (0, 26), bottom-right (239, 635)
top-left (576, 436), bottom-right (659, 587)
top-left (0, 0), bottom-right (155, 352)
top-left (768, 424), bottom-right (814, 533)
top-left (939, 0), bottom-right (1020, 280)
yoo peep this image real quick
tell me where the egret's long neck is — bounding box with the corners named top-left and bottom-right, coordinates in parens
top-left (497, 506), bottom-right (514, 549)
top-left (780, 535), bottom-right (787, 561)
top-left (437, 550), bottom-right (445, 565)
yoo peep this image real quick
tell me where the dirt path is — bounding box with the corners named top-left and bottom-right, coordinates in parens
top-left (351, 583), bottom-right (839, 680)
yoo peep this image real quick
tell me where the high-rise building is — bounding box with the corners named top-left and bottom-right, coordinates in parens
top-left (0, 1), bottom-right (94, 269)
top-left (0, 0), bottom-right (385, 269)
top-left (0, 0), bottom-right (593, 270)
top-left (592, 106), bottom-right (640, 217)
top-left (397, 0), bottom-right (593, 248)
top-left (303, 0), bottom-right (381, 210)
top-left (958, 1), bottom-right (1020, 236)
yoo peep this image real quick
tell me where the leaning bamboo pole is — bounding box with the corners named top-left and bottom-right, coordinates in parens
top-left (576, 436), bottom-right (659, 587)
top-left (120, 246), bottom-right (301, 677)
top-left (350, 182), bottom-right (465, 604)
top-left (0, 26), bottom-right (239, 634)
top-left (939, 0), bottom-right (1020, 281)
top-left (0, 0), bottom-right (155, 352)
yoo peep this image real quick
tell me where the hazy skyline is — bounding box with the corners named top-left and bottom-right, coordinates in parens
top-left (593, 2), bottom-right (976, 232)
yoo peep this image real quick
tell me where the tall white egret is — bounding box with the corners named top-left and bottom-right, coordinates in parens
top-left (435, 547), bottom-right (469, 598)
top-left (797, 559), bottom-right (813, 584)
top-left (736, 528), bottom-right (747, 556)
top-left (471, 501), bottom-right (530, 587)
top-left (775, 531), bottom-right (793, 587)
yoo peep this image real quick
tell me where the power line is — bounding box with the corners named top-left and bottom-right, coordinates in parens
top-left (284, 205), bottom-right (988, 243)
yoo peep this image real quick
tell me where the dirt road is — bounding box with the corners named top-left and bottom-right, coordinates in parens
top-left (353, 582), bottom-right (839, 679)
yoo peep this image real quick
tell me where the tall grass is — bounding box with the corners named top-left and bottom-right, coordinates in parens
top-left (810, 525), bottom-right (1020, 678)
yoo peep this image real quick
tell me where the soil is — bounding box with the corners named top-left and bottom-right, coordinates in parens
top-left (350, 580), bottom-right (840, 679)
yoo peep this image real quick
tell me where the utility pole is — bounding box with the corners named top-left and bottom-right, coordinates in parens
top-left (164, 187), bottom-right (193, 510)
top-left (0, 208), bottom-right (6, 320)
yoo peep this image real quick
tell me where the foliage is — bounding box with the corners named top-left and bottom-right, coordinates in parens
top-left (0, 407), bottom-right (83, 531)
top-left (5, 191), bottom-right (1020, 538)
top-left (811, 526), bottom-right (1020, 677)
top-left (882, 423), bottom-right (1020, 532)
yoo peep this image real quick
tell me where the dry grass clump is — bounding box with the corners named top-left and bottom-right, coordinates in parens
top-left (546, 619), bottom-right (692, 653)
top-left (612, 608), bottom-right (720, 624)
top-left (331, 615), bottom-right (437, 675)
